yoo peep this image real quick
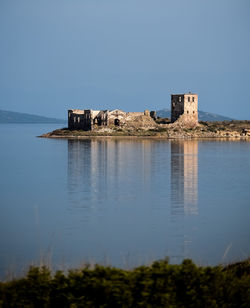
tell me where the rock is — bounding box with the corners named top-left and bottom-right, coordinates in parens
top-left (242, 128), bottom-right (250, 136)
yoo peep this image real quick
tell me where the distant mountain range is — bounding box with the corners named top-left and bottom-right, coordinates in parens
top-left (0, 108), bottom-right (234, 124)
top-left (0, 109), bottom-right (66, 124)
top-left (156, 109), bottom-right (234, 122)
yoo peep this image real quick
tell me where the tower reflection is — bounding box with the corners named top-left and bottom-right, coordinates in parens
top-left (170, 140), bottom-right (198, 263)
top-left (171, 140), bottom-right (198, 215)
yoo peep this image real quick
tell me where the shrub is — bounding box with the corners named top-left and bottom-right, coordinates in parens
top-left (0, 259), bottom-right (249, 307)
top-left (207, 126), bottom-right (217, 133)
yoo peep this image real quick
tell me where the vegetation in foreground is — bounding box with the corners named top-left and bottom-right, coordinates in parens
top-left (0, 258), bottom-right (249, 307)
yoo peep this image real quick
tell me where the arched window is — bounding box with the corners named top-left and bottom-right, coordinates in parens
top-left (188, 96), bottom-right (190, 102)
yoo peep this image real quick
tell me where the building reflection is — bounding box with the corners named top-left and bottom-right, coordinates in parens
top-left (170, 140), bottom-right (199, 263)
top-left (171, 140), bottom-right (198, 215)
top-left (68, 138), bottom-right (198, 215)
top-left (67, 138), bottom-right (198, 264)
top-left (67, 139), bottom-right (155, 213)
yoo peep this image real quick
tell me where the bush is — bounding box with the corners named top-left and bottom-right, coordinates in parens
top-left (207, 126), bottom-right (217, 133)
top-left (0, 258), bottom-right (249, 307)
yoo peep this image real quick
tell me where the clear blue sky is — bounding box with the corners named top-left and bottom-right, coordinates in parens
top-left (0, 0), bottom-right (249, 119)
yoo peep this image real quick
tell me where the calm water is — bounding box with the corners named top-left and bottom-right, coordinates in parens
top-left (0, 124), bottom-right (250, 277)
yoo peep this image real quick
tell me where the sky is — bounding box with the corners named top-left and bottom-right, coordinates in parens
top-left (0, 0), bottom-right (250, 119)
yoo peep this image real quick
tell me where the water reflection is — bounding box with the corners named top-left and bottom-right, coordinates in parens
top-left (170, 140), bottom-right (199, 262)
top-left (67, 139), bottom-right (157, 214)
top-left (1, 125), bottom-right (250, 275)
top-left (68, 139), bottom-right (198, 214)
top-left (67, 138), bottom-right (199, 264)
top-left (171, 140), bottom-right (198, 215)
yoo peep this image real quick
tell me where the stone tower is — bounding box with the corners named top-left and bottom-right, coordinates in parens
top-left (171, 93), bottom-right (198, 125)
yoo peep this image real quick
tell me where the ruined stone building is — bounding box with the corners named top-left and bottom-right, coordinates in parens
top-left (171, 93), bottom-right (198, 125)
top-left (68, 109), bottom-right (157, 130)
top-left (68, 92), bottom-right (198, 130)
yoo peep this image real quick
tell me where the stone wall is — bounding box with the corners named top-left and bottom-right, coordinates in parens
top-left (171, 95), bottom-right (185, 122)
top-left (68, 109), bottom-right (157, 130)
top-left (171, 93), bottom-right (198, 126)
top-left (68, 109), bottom-right (93, 131)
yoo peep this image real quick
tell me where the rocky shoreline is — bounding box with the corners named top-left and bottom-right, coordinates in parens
top-left (39, 120), bottom-right (250, 139)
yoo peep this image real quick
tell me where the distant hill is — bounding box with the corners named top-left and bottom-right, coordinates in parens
top-left (156, 109), bottom-right (234, 122)
top-left (0, 108), bottom-right (234, 124)
top-left (0, 109), bottom-right (67, 124)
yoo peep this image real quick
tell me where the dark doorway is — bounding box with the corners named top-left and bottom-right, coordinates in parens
top-left (97, 117), bottom-right (102, 126)
top-left (114, 118), bottom-right (120, 126)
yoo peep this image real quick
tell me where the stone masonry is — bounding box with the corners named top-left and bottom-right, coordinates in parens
top-left (68, 109), bottom-right (156, 131)
top-left (171, 93), bottom-right (198, 125)
top-left (68, 92), bottom-right (198, 131)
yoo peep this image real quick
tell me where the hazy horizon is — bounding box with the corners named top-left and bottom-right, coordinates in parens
top-left (1, 0), bottom-right (249, 119)
top-left (0, 107), bottom-right (235, 121)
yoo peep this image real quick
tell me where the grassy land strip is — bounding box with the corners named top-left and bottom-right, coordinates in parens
top-left (39, 121), bottom-right (250, 139)
top-left (0, 258), bottom-right (249, 307)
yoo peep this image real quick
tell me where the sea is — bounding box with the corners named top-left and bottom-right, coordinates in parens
top-left (0, 124), bottom-right (250, 278)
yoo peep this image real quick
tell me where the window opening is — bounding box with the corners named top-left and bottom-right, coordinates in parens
top-left (114, 118), bottom-right (120, 126)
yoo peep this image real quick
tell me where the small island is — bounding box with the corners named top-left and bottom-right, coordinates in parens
top-left (40, 93), bottom-right (250, 139)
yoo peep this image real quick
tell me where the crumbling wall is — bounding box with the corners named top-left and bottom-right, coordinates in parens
top-left (68, 108), bottom-right (157, 131)
top-left (68, 109), bottom-right (94, 131)
top-left (171, 93), bottom-right (198, 126)
top-left (171, 95), bottom-right (185, 122)
top-left (107, 110), bottom-right (128, 126)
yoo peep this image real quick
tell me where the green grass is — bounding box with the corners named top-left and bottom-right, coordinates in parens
top-left (0, 258), bottom-right (249, 307)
